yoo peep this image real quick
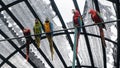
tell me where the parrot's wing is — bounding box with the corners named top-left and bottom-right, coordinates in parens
top-left (50, 22), bottom-right (53, 32)
top-left (26, 43), bottom-right (29, 61)
top-left (38, 21), bottom-right (42, 32)
top-left (78, 17), bottom-right (82, 27)
top-left (39, 24), bottom-right (42, 33)
top-left (97, 12), bottom-right (107, 29)
top-left (97, 12), bottom-right (104, 22)
top-left (38, 21), bottom-right (41, 26)
top-left (50, 22), bottom-right (54, 34)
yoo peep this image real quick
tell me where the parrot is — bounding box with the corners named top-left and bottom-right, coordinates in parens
top-left (73, 9), bottom-right (82, 54)
top-left (23, 28), bottom-right (31, 61)
top-left (72, 9), bottom-right (82, 68)
top-left (33, 19), bottom-right (42, 48)
top-left (89, 9), bottom-right (106, 47)
top-left (44, 17), bottom-right (54, 60)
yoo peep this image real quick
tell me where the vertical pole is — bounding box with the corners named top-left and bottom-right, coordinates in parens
top-left (116, 0), bottom-right (120, 68)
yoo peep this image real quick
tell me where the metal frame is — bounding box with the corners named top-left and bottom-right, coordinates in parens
top-left (115, 0), bottom-right (120, 68)
top-left (0, 0), bottom-right (118, 68)
top-left (0, 54), bottom-right (16, 68)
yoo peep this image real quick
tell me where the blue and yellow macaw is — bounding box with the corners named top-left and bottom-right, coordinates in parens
top-left (44, 17), bottom-right (54, 60)
top-left (33, 19), bottom-right (42, 48)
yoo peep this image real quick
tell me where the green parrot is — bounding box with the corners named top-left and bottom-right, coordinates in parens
top-left (33, 19), bottom-right (42, 48)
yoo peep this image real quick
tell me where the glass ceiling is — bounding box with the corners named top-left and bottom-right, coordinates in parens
top-left (0, 0), bottom-right (118, 68)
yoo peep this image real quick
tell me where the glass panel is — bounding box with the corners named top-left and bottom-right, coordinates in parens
top-left (9, 2), bottom-right (35, 34)
top-left (0, 35), bottom-right (15, 58)
top-left (40, 38), bottom-right (64, 68)
top-left (53, 16), bottom-right (62, 27)
top-left (28, 0), bottom-right (55, 22)
top-left (53, 34), bottom-right (72, 66)
top-left (29, 43), bottom-right (50, 68)
top-left (88, 36), bottom-right (104, 67)
top-left (107, 42), bottom-right (115, 68)
top-left (9, 52), bottom-right (33, 68)
top-left (88, 35), bottom-right (116, 68)
top-left (0, 11), bottom-right (24, 47)
top-left (76, 0), bottom-right (86, 14)
top-left (53, 34), bottom-right (91, 66)
top-left (1, 63), bottom-right (11, 68)
top-left (43, 0), bottom-right (50, 4)
top-left (76, 35), bottom-right (91, 66)
top-left (54, 0), bottom-right (75, 23)
top-left (2, 0), bottom-right (17, 5)
top-left (22, 44), bottom-right (46, 68)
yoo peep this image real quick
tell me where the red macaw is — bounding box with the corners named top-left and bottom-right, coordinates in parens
top-left (89, 9), bottom-right (106, 47)
top-left (72, 9), bottom-right (82, 68)
top-left (73, 9), bottom-right (82, 54)
top-left (23, 28), bottom-right (31, 61)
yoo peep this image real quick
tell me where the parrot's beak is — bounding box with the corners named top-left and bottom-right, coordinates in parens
top-left (88, 11), bottom-right (92, 15)
top-left (88, 9), bottom-right (92, 14)
top-left (72, 9), bottom-right (75, 14)
top-left (88, 11), bottom-right (91, 14)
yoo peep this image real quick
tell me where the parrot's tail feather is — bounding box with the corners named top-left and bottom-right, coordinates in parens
top-left (51, 52), bottom-right (54, 60)
top-left (37, 42), bottom-right (40, 48)
top-left (76, 32), bottom-right (80, 54)
top-left (26, 42), bottom-right (30, 61)
top-left (48, 36), bottom-right (54, 60)
top-left (26, 47), bottom-right (29, 61)
top-left (26, 54), bottom-right (29, 61)
top-left (101, 36), bottom-right (106, 47)
top-left (100, 28), bottom-right (106, 47)
top-left (50, 44), bottom-right (54, 61)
